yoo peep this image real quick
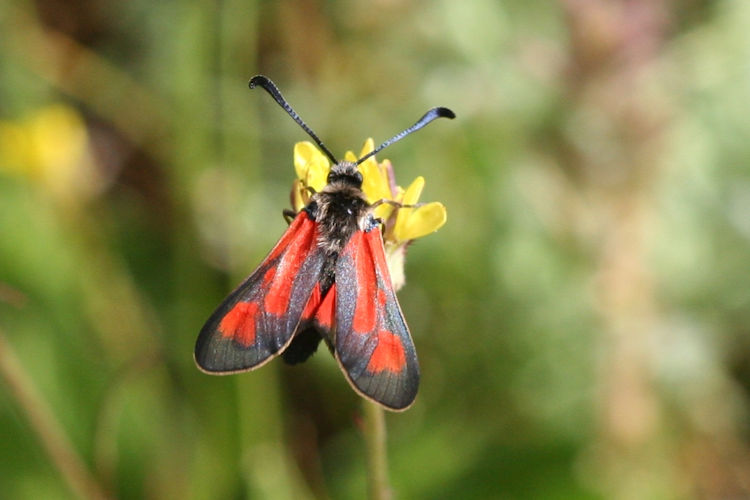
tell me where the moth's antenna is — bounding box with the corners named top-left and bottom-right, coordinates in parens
top-left (356, 107), bottom-right (456, 165)
top-left (249, 75), bottom-right (339, 165)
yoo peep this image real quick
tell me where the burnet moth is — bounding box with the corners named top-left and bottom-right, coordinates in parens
top-left (195, 75), bottom-right (455, 410)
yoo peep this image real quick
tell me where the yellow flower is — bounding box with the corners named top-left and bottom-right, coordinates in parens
top-left (294, 141), bottom-right (329, 193)
top-left (0, 104), bottom-right (102, 203)
top-left (289, 139), bottom-right (446, 290)
top-left (392, 177), bottom-right (447, 242)
top-left (291, 141), bottom-right (330, 210)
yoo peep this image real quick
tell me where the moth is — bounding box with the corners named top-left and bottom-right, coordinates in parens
top-left (195, 75), bottom-right (454, 410)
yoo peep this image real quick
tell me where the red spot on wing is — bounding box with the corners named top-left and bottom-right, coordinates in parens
top-left (262, 267), bottom-right (276, 287)
top-left (264, 216), bottom-right (318, 316)
top-left (218, 301), bottom-right (260, 346)
top-left (366, 329), bottom-right (406, 373)
top-left (351, 232), bottom-right (378, 334)
top-left (377, 288), bottom-right (387, 307)
top-left (266, 213), bottom-right (309, 262)
top-left (366, 229), bottom-right (393, 289)
top-left (301, 283), bottom-right (322, 321)
top-left (315, 285), bottom-right (336, 329)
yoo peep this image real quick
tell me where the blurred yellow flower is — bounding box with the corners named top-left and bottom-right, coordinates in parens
top-left (0, 104), bottom-right (102, 203)
top-left (290, 139), bottom-right (446, 290)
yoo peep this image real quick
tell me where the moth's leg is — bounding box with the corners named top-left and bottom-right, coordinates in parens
top-left (370, 199), bottom-right (423, 210)
top-left (282, 209), bottom-right (297, 224)
top-left (366, 199), bottom-right (425, 233)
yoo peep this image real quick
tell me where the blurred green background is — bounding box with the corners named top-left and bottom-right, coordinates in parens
top-left (2, 0), bottom-right (750, 498)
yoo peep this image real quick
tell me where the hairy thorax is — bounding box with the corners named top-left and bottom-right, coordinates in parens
top-left (311, 183), bottom-right (370, 254)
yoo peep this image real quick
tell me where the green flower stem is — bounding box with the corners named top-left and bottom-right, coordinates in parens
top-left (363, 400), bottom-right (392, 500)
top-left (0, 329), bottom-right (110, 500)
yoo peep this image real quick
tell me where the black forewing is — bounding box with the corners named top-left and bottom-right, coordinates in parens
top-left (195, 212), bottom-right (325, 373)
top-left (333, 229), bottom-right (420, 410)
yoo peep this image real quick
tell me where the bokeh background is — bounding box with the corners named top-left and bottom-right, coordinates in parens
top-left (2, 0), bottom-right (750, 498)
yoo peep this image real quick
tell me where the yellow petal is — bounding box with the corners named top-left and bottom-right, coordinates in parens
top-left (290, 179), bottom-right (308, 212)
top-left (358, 138), bottom-right (376, 162)
top-left (401, 176), bottom-right (425, 205)
top-left (393, 202), bottom-right (447, 242)
top-left (343, 138), bottom-right (377, 165)
top-left (294, 142), bottom-right (317, 179)
top-left (373, 202), bottom-right (395, 221)
top-left (294, 141), bottom-right (329, 191)
top-left (358, 149), bottom-right (392, 213)
top-left (307, 161), bottom-right (329, 192)
top-left (392, 185), bottom-right (405, 203)
top-left (393, 176), bottom-right (424, 237)
top-left (360, 162), bottom-right (392, 204)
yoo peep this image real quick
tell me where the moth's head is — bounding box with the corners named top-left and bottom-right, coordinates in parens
top-left (327, 161), bottom-right (363, 188)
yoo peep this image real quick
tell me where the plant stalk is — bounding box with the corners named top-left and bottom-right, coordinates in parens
top-left (363, 400), bottom-right (392, 500)
top-left (0, 330), bottom-right (110, 500)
